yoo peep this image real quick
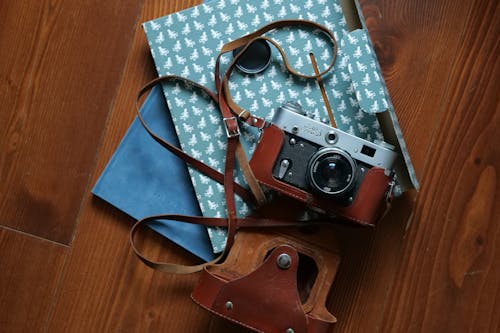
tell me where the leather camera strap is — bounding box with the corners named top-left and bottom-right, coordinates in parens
top-left (132, 75), bottom-right (245, 273)
top-left (130, 20), bottom-right (338, 274)
top-left (130, 213), bottom-right (327, 273)
top-left (131, 75), bottom-right (281, 274)
top-left (214, 19), bottom-right (337, 129)
top-left (135, 76), bottom-right (256, 205)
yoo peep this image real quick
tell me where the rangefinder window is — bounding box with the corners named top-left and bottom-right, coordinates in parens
top-left (361, 145), bottom-right (376, 157)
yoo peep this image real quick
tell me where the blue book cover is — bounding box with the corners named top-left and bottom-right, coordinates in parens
top-left (92, 85), bottom-right (215, 262)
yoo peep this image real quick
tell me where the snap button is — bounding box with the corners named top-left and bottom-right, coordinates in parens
top-left (276, 253), bottom-right (292, 269)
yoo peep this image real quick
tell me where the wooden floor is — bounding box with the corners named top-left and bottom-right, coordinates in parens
top-left (1, 0), bottom-right (498, 332)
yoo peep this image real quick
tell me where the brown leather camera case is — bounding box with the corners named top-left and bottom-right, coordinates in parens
top-left (249, 124), bottom-right (392, 226)
top-left (191, 229), bottom-right (340, 333)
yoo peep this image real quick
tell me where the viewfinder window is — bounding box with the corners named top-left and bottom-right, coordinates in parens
top-left (361, 145), bottom-right (376, 157)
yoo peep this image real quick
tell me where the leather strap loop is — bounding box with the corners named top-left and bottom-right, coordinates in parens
top-left (215, 20), bottom-right (337, 124)
top-left (135, 75), bottom-right (257, 206)
top-left (129, 213), bottom-right (324, 274)
top-left (133, 75), bottom-right (262, 273)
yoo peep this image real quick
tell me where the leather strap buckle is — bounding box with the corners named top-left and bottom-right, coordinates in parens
top-left (223, 117), bottom-right (240, 138)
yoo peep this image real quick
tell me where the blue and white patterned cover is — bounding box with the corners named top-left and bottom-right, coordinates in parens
top-left (143, 0), bottom-right (416, 252)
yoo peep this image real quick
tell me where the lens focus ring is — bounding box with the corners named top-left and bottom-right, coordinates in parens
top-left (307, 148), bottom-right (356, 196)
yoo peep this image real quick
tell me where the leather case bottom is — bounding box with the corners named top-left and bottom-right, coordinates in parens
top-left (191, 229), bottom-right (341, 333)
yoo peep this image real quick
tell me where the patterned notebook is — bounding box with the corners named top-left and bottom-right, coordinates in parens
top-left (143, 0), bottom-right (416, 252)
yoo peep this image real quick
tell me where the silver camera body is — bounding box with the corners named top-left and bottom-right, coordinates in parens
top-left (271, 102), bottom-right (398, 203)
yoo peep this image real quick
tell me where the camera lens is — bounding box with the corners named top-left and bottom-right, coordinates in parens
top-left (308, 148), bottom-right (356, 196)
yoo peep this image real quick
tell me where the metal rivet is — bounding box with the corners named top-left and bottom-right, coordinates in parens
top-left (292, 126), bottom-right (299, 134)
top-left (225, 301), bottom-right (233, 310)
top-left (277, 253), bottom-right (292, 269)
top-left (286, 328), bottom-right (295, 333)
top-left (393, 185), bottom-right (403, 197)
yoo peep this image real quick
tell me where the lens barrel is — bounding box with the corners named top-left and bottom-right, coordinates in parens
top-left (308, 148), bottom-right (356, 196)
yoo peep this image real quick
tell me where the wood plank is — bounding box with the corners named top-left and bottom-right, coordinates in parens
top-left (0, 227), bottom-right (67, 331)
top-left (39, 1), bottom-right (500, 333)
top-left (47, 1), bottom-right (219, 332)
top-left (360, 0), bottom-right (474, 176)
top-left (0, 0), bottom-right (142, 244)
top-left (322, 0), bottom-right (488, 331)
top-left (48, 200), bottom-right (214, 332)
top-left (381, 0), bottom-right (500, 331)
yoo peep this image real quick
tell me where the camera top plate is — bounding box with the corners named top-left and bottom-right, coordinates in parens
top-left (272, 105), bottom-right (398, 171)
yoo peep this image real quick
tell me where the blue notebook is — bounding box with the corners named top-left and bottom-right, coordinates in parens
top-left (92, 85), bottom-right (215, 261)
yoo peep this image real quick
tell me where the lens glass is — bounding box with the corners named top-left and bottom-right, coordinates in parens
top-left (309, 150), bottom-right (354, 195)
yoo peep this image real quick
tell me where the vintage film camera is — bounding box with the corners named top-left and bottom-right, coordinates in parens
top-left (249, 101), bottom-right (398, 225)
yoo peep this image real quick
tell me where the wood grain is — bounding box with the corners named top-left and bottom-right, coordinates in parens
top-left (0, 227), bottom-right (67, 332)
top-left (47, 199), bottom-right (213, 332)
top-left (381, 0), bottom-right (500, 331)
top-left (47, 1), bottom-right (217, 332)
top-left (361, 0), bottom-right (477, 176)
top-left (0, 0), bottom-right (498, 332)
top-left (0, 0), bottom-right (142, 244)
top-left (449, 166), bottom-right (496, 289)
top-left (323, 0), bottom-right (493, 331)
